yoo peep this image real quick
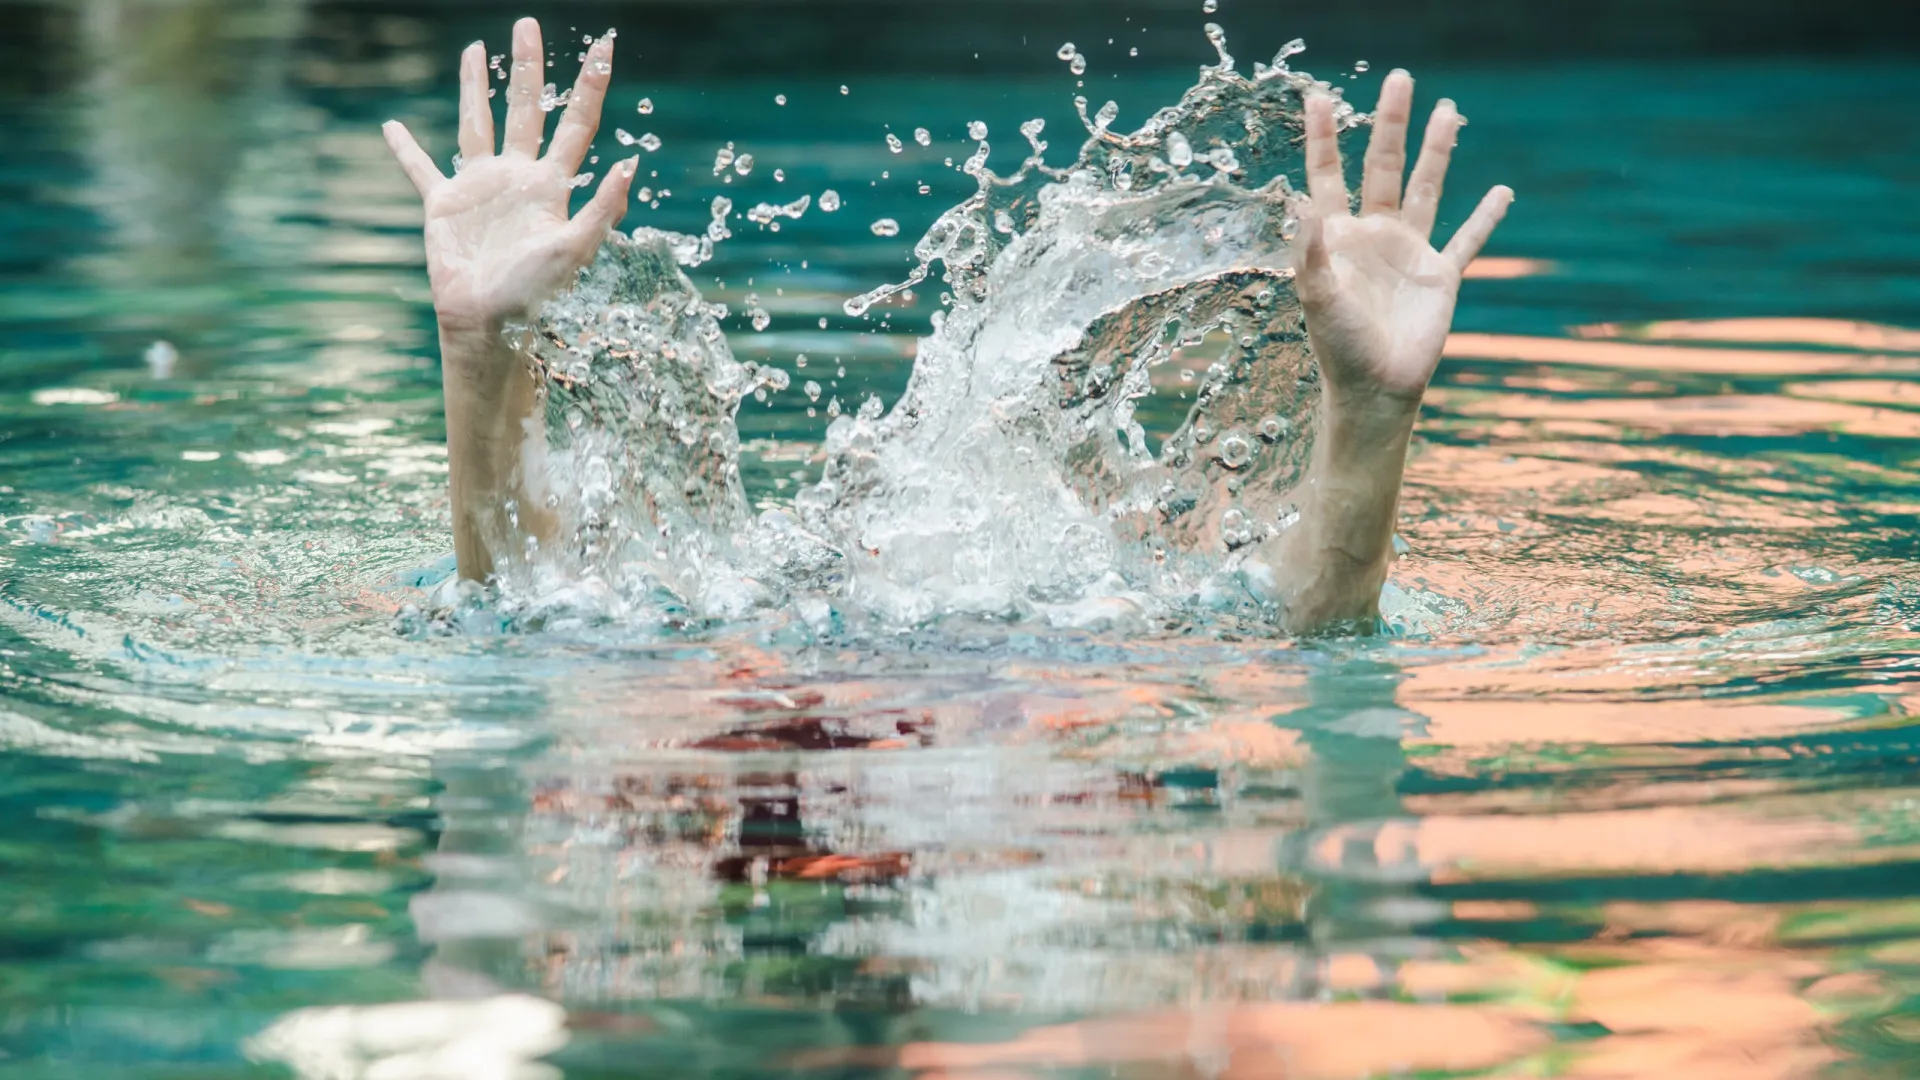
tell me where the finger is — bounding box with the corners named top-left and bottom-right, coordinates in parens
top-left (1442, 185), bottom-right (1515, 271)
top-left (546, 32), bottom-right (613, 174)
top-left (1359, 69), bottom-right (1413, 217)
top-left (382, 120), bottom-right (444, 197)
top-left (1291, 211), bottom-right (1335, 305)
top-left (458, 41), bottom-right (495, 160)
top-left (565, 156), bottom-right (638, 258)
top-left (1400, 99), bottom-right (1461, 239)
top-left (502, 17), bottom-right (546, 157)
top-left (1303, 93), bottom-right (1349, 217)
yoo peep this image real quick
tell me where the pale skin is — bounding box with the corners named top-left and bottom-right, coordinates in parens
top-left (1250, 74), bottom-right (1513, 633)
top-left (383, 24), bottom-right (1511, 635)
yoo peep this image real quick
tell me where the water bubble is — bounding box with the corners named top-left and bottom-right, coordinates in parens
top-left (1258, 416), bottom-right (1289, 442)
top-left (1165, 131), bottom-right (1194, 168)
top-left (968, 120), bottom-right (988, 141)
top-left (1216, 433), bottom-right (1253, 469)
top-left (614, 128), bottom-right (636, 146)
top-left (914, 127), bottom-right (932, 146)
top-left (637, 97), bottom-right (654, 114)
top-left (1220, 508), bottom-right (1256, 548)
top-left (1354, 59), bottom-right (1371, 73)
top-left (870, 218), bottom-right (901, 237)
top-left (775, 93), bottom-right (788, 105)
top-left (638, 133), bottom-right (662, 152)
top-left (734, 153), bottom-right (755, 176)
top-left (886, 133), bottom-right (904, 153)
top-left (819, 190), bottom-right (842, 212)
top-left (993, 210), bottom-right (1015, 234)
top-left (804, 380), bottom-right (822, 402)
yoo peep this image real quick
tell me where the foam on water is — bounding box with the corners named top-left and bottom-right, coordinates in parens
top-left (506, 29), bottom-right (1365, 634)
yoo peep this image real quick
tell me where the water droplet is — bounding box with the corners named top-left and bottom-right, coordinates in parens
top-left (886, 133), bottom-right (904, 153)
top-left (712, 143), bottom-right (737, 175)
top-left (1130, 46), bottom-right (1139, 57)
top-left (571, 171), bottom-right (595, 188)
top-left (773, 168), bottom-right (786, 182)
top-left (614, 128), bottom-right (636, 146)
top-left (751, 308), bottom-right (772, 332)
top-left (796, 353), bottom-right (809, 368)
top-left (804, 380), bottom-right (822, 402)
top-left (819, 190), bottom-right (842, 212)
top-left (1203, 0), bottom-right (1218, 12)
top-left (735, 153), bottom-right (755, 176)
top-left (775, 93), bottom-right (788, 105)
top-left (993, 210), bottom-right (1015, 234)
top-left (968, 120), bottom-right (988, 140)
top-left (839, 84), bottom-right (850, 95)
top-left (914, 127), bottom-right (932, 147)
top-left (1354, 59), bottom-right (1370, 73)
top-left (636, 186), bottom-right (654, 201)
top-left (538, 83), bottom-right (569, 112)
top-left (638, 132), bottom-right (662, 152)
top-left (1057, 41), bottom-right (1077, 61)
top-left (1217, 433), bottom-right (1252, 469)
top-left (826, 396), bottom-right (842, 418)
top-left (637, 97), bottom-right (654, 114)
top-left (1070, 53), bottom-right (1088, 75)
top-left (870, 218), bottom-right (901, 237)
top-left (1166, 131), bottom-right (1194, 168)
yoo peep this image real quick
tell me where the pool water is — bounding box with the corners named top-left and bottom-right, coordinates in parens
top-left (5, 6), bottom-right (1920, 1078)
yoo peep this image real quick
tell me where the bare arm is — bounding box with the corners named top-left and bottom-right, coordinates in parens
top-left (383, 18), bottom-right (637, 581)
top-left (1253, 71), bottom-right (1514, 634)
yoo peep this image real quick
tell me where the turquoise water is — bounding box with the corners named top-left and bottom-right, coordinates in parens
top-left (6, 7), bottom-right (1920, 1077)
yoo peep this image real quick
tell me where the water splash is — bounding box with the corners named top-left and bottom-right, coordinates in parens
top-left (511, 27), bottom-right (1363, 633)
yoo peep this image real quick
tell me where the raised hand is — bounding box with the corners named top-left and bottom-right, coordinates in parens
top-left (383, 18), bottom-right (637, 334)
top-left (1294, 71), bottom-right (1512, 408)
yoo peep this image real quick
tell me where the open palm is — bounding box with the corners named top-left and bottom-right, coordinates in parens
top-left (383, 19), bottom-right (636, 331)
top-left (1293, 73), bottom-right (1513, 404)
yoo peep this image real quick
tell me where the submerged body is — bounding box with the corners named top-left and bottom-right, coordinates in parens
top-left (381, 18), bottom-right (1512, 636)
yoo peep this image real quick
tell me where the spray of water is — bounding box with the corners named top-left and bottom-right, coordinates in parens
top-left (503, 28), bottom-right (1365, 634)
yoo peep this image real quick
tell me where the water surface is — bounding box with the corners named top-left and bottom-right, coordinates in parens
top-left (4, 8), bottom-right (1920, 1078)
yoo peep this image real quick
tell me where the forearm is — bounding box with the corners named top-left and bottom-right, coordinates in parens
top-left (1251, 389), bottom-right (1419, 635)
top-left (438, 318), bottom-right (557, 581)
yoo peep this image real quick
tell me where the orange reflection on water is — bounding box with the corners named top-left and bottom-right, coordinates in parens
top-left (1444, 333), bottom-right (1920, 375)
top-left (1441, 391), bottom-right (1920, 438)
top-left (1575, 317), bottom-right (1920, 353)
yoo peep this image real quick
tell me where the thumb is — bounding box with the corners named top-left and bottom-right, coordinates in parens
top-left (565, 156), bottom-right (639, 259)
